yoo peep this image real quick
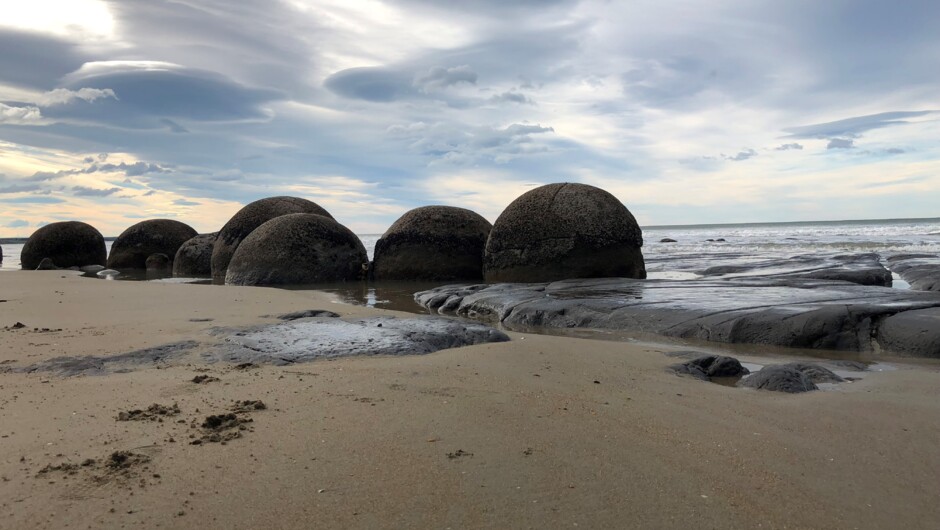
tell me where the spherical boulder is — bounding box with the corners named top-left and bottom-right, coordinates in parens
top-left (211, 197), bottom-right (333, 281)
top-left (20, 221), bottom-right (107, 270)
top-left (372, 206), bottom-right (492, 281)
top-left (225, 213), bottom-right (367, 286)
top-left (483, 183), bottom-right (646, 282)
top-left (107, 219), bottom-right (198, 270)
top-left (173, 233), bottom-right (218, 277)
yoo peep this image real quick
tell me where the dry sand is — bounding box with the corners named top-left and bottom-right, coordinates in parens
top-left (1, 271), bottom-right (939, 529)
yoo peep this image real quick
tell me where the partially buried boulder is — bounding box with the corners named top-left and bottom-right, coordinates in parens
top-left (670, 355), bottom-right (749, 381)
top-left (145, 253), bottom-right (170, 271)
top-left (225, 213), bottom-right (367, 286)
top-left (372, 205), bottom-right (492, 281)
top-left (737, 363), bottom-right (841, 393)
top-left (107, 219), bottom-right (197, 270)
top-left (211, 197), bottom-right (333, 281)
top-left (483, 183), bottom-right (646, 282)
top-left (173, 233), bottom-right (217, 277)
top-left (20, 221), bottom-right (107, 270)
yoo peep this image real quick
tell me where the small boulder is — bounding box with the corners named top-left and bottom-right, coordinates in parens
top-left (660, 238), bottom-right (677, 243)
top-left (670, 355), bottom-right (749, 381)
top-left (225, 213), bottom-right (367, 286)
top-left (212, 197), bottom-right (332, 281)
top-left (20, 221), bottom-right (107, 270)
top-left (108, 219), bottom-right (197, 270)
top-left (81, 264), bottom-right (105, 273)
top-left (145, 253), bottom-right (171, 271)
top-left (372, 205), bottom-right (492, 281)
top-left (173, 233), bottom-right (217, 277)
top-left (483, 183), bottom-right (646, 282)
top-left (738, 365), bottom-right (818, 393)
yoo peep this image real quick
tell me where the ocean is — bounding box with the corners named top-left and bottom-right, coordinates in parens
top-left (3, 217), bottom-right (940, 275)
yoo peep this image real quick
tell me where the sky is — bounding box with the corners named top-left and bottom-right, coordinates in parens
top-left (1, 0), bottom-right (938, 236)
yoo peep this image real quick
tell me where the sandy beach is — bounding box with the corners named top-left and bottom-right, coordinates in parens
top-left (2, 271), bottom-right (940, 529)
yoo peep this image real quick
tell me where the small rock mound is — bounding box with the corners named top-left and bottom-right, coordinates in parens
top-left (483, 183), bottom-right (646, 282)
top-left (20, 221), bottom-right (107, 270)
top-left (212, 196), bottom-right (333, 281)
top-left (372, 205), bottom-right (492, 281)
top-left (670, 355), bottom-right (749, 381)
top-left (173, 233), bottom-right (217, 277)
top-left (738, 363), bottom-right (840, 393)
top-left (107, 219), bottom-right (197, 269)
top-left (225, 213), bottom-right (367, 286)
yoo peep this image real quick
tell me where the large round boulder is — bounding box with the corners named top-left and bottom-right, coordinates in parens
top-left (20, 221), bottom-right (107, 270)
top-left (483, 183), bottom-right (646, 282)
top-left (372, 206), bottom-right (492, 281)
top-left (225, 213), bottom-right (367, 286)
top-left (173, 233), bottom-right (218, 277)
top-left (211, 196), bottom-right (333, 281)
top-left (107, 219), bottom-right (198, 270)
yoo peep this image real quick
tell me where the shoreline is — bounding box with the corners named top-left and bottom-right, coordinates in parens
top-left (2, 271), bottom-right (940, 529)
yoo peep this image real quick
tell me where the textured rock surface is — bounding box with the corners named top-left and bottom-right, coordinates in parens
top-left (173, 233), bottom-right (218, 277)
top-left (701, 253), bottom-right (892, 287)
top-left (416, 274), bottom-right (940, 357)
top-left (20, 341), bottom-right (199, 376)
top-left (20, 221), bottom-right (106, 270)
top-left (145, 253), bottom-right (170, 271)
top-left (886, 254), bottom-right (940, 291)
top-left (205, 316), bottom-right (510, 364)
top-left (483, 183), bottom-right (646, 282)
top-left (670, 355), bottom-right (749, 381)
top-left (107, 219), bottom-right (198, 270)
top-left (225, 213), bottom-right (366, 286)
top-left (211, 196), bottom-right (332, 281)
top-left (738, 365), bottom-right (818, 393)
top-left (372, 205), bottom-right (492, 281)
top-left (36, 258), bottom-right (59, 270)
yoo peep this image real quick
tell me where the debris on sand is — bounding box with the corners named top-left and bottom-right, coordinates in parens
top-left (116, 403), bottom-right (181, 422)
top-left (192, 374), bottom-right (220, 384)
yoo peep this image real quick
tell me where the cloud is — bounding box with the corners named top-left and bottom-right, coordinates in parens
top-left (724, 149), bottom-right (757, 161)
top-left (5, 219), bottom-right (29, 228)
top-left (489, 91), bottom-right (535, 105)
top-left (827, 138), bottom-right (855, 150)
top-left (173, 198), bottom-right (200, 206)
top-left (784, 111), bottom-right (937, 139)
top-left (414, 65), bottom-right (477, 92)
top-left (0, 29), bottom-right (88, 89)
top-left (775, 143), bottom-right (803, 151)
top-left (160, 119), bottom-right (189, 133)
top-left (388, 122), bottom-right (556, 164)
top-left (0, 183), bottom-right (41, 194)
top-left (36, 88), bottom-right (117, 106)
top-left (324, 67), bottom-right (415, 102)
top-left (72, 186), bottom-right (121, 197)
top-left (0, 196), bottom-right (65, 204)
top-left (0, 103), bottom-right (44, 125)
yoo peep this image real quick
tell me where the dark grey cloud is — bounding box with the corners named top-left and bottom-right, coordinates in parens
top-left (414, 65), bottom-right (477, 92)
top-left (324, 67), bottom-right (415, 102)
top-left (827, 138), bottom-right (855, 150)
top-left (73, 186), bottom-right (121, 197)
top-left (885, 147), bottom-right (906, 154)
top-left (0, 29), bottom-right (88, 89)
top-left (775, 143), bottom-right (803, 151)
top-left (24, 159), bottom-right (171, 182)
top-left (0, 196), bottom-right (65, 204)
top-left (723, 149), bottom-right (757, 162)
top-left (0, 183), bottom-right (41, 194)
top-left (784, 111), bottom-right (936, 139)
top-left (173, 198), bottom-right (200, 206)
top-left (5, 219), bottom-right (29, 228)
top-left (489, 91), bottom-right (535, 105)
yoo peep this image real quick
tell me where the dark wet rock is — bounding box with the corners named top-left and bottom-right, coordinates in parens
top-left (81, 264), bottom-right (105, 273)
top-left (225, 213), bottom-right (367, 286)
top-left (372, 205), bottom-right (492, 281)
top-left (701, 254), bottom-right (891, 287)
top-left (274, 309), bottom-right (341, 321)
top-left (173, 233), bottom-right (217, 277)
top-left (782, 362), bottom-right (844, 383)
top-left (886, 256), bottom-right (940, 292)
top-left (669, 355), bottom-right (749, 381)
top-left (145, 253), bottom-right (171, 271)
top-left (660, 238), bottom-right (677, 243)
top-left (738, 365), bottom-right (818, 393)
top-left (826, 360), bottom-right (869, 371)
top-left (20, 221), bottom-right (107, 270)
top-left (36, 258), bottom-right (59, 270)
top-left (204, 316), bottom-right (510, 365)
top-left (877, 308), bottom-right (940, 358)
top-left (416, 276), bottom-right (940, 357)
top-left (108, 219), bottom-right (198, 270)
top-left (886, 253), bottom-right (937, 262)
top-left (483, 183), bottom-right (646, 282)
top-left (20, 340), bottom-right (199, 376)
top-left (211, 196), bottom-right (333, 281)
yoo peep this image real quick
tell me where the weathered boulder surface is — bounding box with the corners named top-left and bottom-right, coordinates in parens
top-left (738, 365), bottom-right (818, 393)
top-left (372, 205), bottom-right (492, 281)
top-left (416, 274), bottom-right (940, 358)
top-left (701, 253), bottom-right (892, 287)
top-left (886, 254), bottom-right (940, 291)
top-left (107, 219), bottom-right (197, 270)
top-left (211, 196), bottom-right (332, 281)
top-left (669, 355), bottom-right (749, 381)
top-left (225, 213), bottom-right (366, 286)
top-left (36, 258), bottom-right (59, 270)
top-left (173, 233), bottom-right (218, 277)
top-left (204, 316), bottom-right (510, 365)
top-left (145, 253), bottom-right (170, 271)
top-left (483, 183), bottom-right (646, 282)
top-left (20, 221), bottom-right (106, 270)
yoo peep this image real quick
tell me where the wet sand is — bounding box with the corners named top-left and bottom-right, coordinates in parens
top-left (1, 271), bottom-right (939, 529)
